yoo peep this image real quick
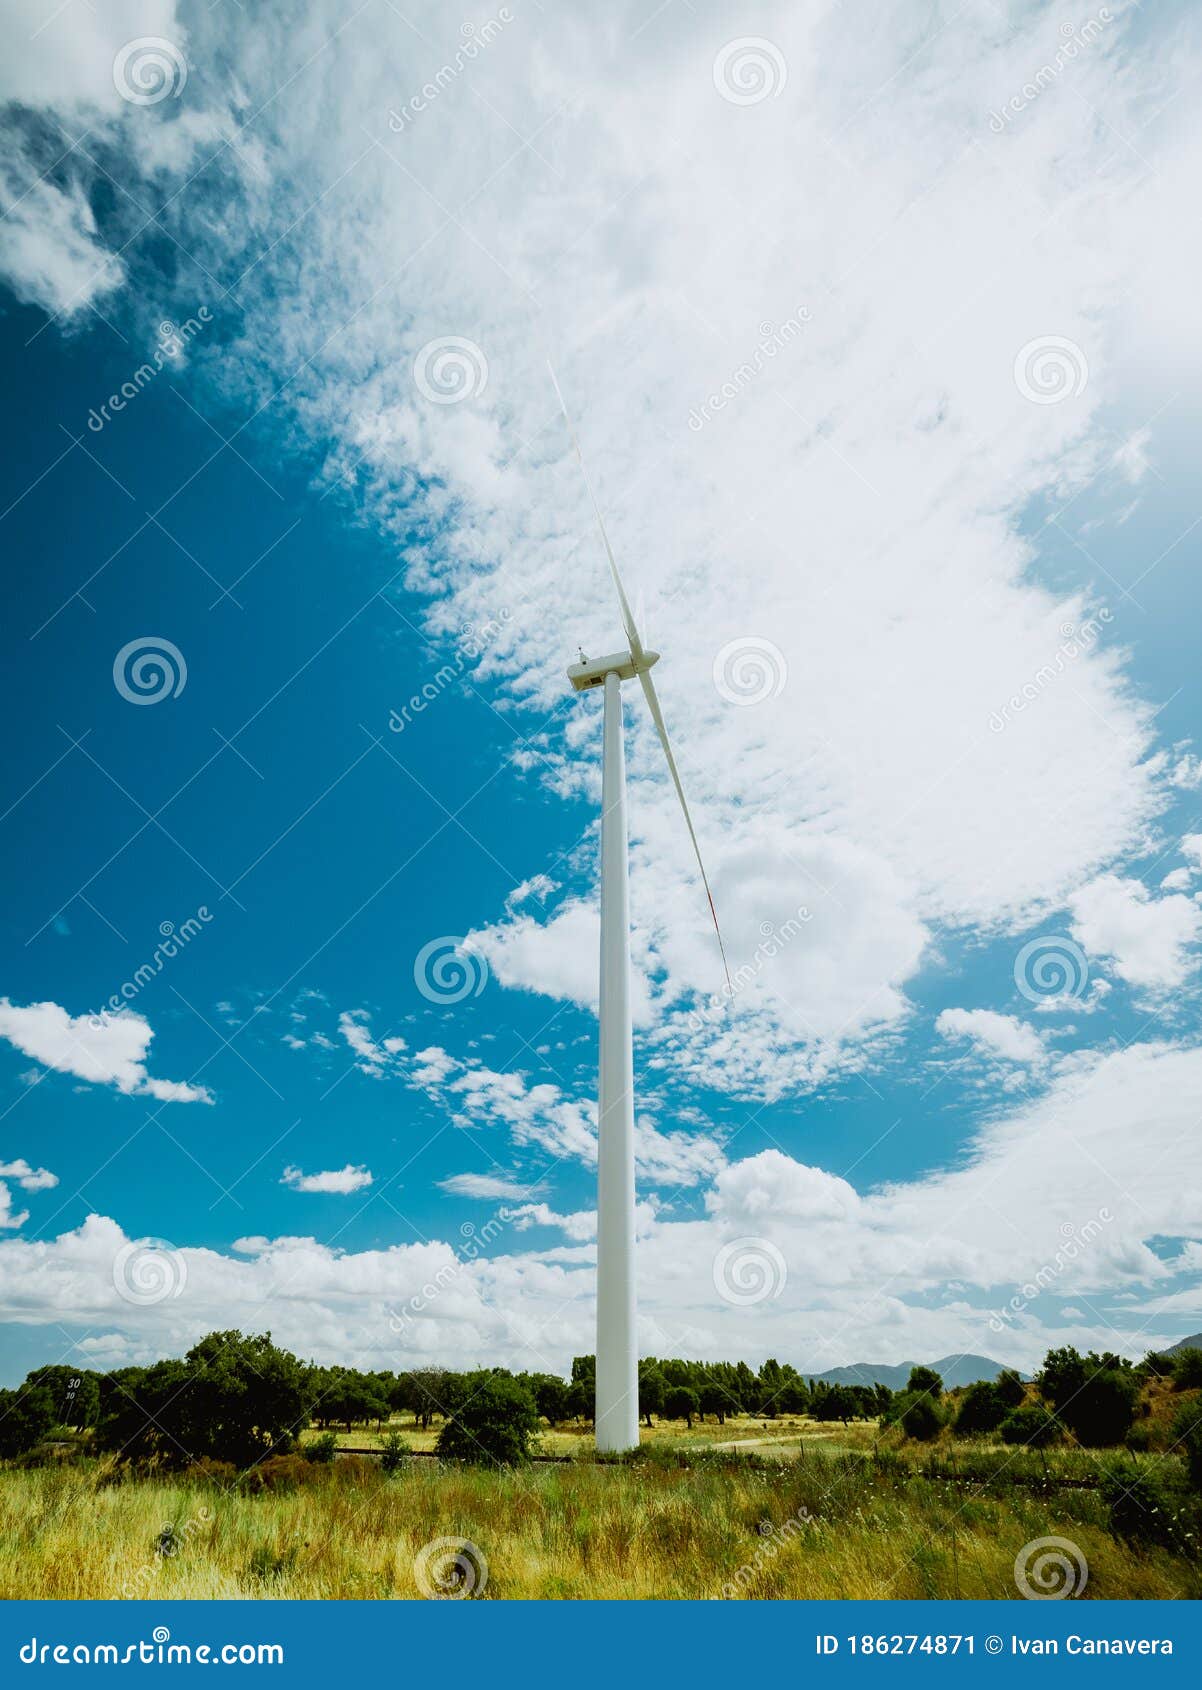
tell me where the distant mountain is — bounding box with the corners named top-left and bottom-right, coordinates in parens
top-left (1165, 1333), bottom-right (1202, 1355)
top-left (810, 1354), bottom-right (1017, 1391)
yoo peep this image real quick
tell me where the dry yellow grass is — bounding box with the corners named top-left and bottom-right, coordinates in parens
top-left (1, 1441), bottom-right (1196, 1601)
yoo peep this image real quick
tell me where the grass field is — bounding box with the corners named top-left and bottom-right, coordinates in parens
top-left (2, 1421), bottom-right (1197, 1600)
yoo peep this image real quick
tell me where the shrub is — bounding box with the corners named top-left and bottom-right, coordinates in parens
top-left (188, 1458), bottom-right (238, 1485)
top-left (436, 1374), bottom-right (539, 1466)
top-left (0, 1385), bottom-right (56, 1460)
top-left (305, 1431), bottom-right (339, 1464)
top-left (1101, 1460), bottom-right (1194, 1551)
top-left (1169, 1398), bottom-right (1202, 1491)
top-left (900, 1394), bottom-right (943, 1442)
top-left (954, 1381), bottom-right (1007, 1436)
top-left (906, 1366), bottom-right (943, 1399)
top-left (994, 1369), bottom-right (1027, 1408)
top-left (380, 1431), bottom-right (410, 1473)
top-left (999, 1404), bottom-right (1060, 1448)
top-left (1172, 1349), bottom-right (1202, 1391)
top-left (240, 1454), bottom-right (313, 1493)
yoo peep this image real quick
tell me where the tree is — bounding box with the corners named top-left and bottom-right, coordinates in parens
top-left (999, 1404), bottom-right (1060, 1448)
top-left (906, 1366), bottom-right (943, 1400)
top-left (954, 1381), bottom-right (1007, 1435)
top-left (638, 1363), bottom-right (666, 1427)
top-left (1038, 1347), bottom-right (1136, 1447)
top-left (994, 1369), bottom-right (1026, 1409)
top-left (899, 1393), bottom-right (942, 1441)
top-left (436, 1374), bottom-right (540, 1466)
top-left (663, 1385), bottom-right (700, 1428)
top-left (24, 1366), bottom-right (101, 1430)
top-left (530, 1374), bottom-right (571, 1426)
top-left (0, 1384), bottom-right (56, 1459)
top-left (813, 1384), bottom-right (857, 1425)
top-left (699, 1378), bottom-right (737, 1425)
top-left (94, 1331), bottom-right (310, 1467)
top-left (1172, 1348), bottom-right (1202, 1391)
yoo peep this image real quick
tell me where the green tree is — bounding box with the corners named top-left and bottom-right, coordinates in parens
top-left (1172, 1348), bottom-right (1202, 1391)
top-left (954, 1381), bottom-right (1007, 1435)
top-left (436, 1374), bottom-right (539, 1466)
top-left (24, 1366), bottom-right (101, 1429)
top-left (638, 1362), bottom-right (666, 1427)
top-left (1038, 1347), bottom-right (1136, 1446)
top-left (899, 1393), bottom-right (943, 1441)
top-left (906, 1365), bottom-right (943, 1400)
top-left (663, 1385), bottom-right (700, 1428)
top-left (999, 1403), bottom-right (1060, 1448)
top-left (0, 1383), bottom-right (56, 1458)
top-left (994, 1369), bottom-right (1026, 1409)
top-left (530, 1374), bottom-right (570, 1426)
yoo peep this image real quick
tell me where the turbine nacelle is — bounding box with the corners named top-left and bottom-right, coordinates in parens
top-left (567, 649), bottom-right (660, 692)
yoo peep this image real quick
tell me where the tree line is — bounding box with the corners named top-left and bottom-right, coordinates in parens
top-left (2, 1334), bottom-right (1199, 1472)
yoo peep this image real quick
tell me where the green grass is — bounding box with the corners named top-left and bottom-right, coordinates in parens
top-left (2, 1434), bottom-right (1197, 1600)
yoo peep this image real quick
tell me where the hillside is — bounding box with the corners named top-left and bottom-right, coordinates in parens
top-left (1166, 1332), bottom-right (1202, 1355)
top-left (811, 1353), bottom-right (1016, 1390)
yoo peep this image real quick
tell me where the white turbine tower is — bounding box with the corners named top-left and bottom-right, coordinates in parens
top-left (552, 369), bottom-right (730, 1455)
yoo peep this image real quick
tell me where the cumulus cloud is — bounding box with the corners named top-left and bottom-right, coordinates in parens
top-left (1068, 874), bottom-right (1201, 993)
top-left (935, 1007), bottom-right (1046, 1067)
top-left (438, 1172), bottom-right (544, 1200)
top-left (0, 999), bottom-right (212, 1103)
top-left (4, 1040), bottom-right (1201, 1372)
top-left (281, 1164), bottom-right (374, 1195)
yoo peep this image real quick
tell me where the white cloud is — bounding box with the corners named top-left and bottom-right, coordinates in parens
top-left (0, 1159), bottom-right (58, 1193)
top-left (4, 1040), bottom-right (1201, 1372)
top-left (1068, 874), bottom-right (1201, 992)
top-left (337, 1009), bottom-right (405, 1076)
top-left (438, 1172), bottom-right (542, 1200)
top-left (1180, 835), bottom-right (1202, 870)
top-left (3, 1), bottom-right (1193, 1099)
top-left (281, 1164), bottom-right (374, 1195)
top-left (0, 999), bottom-right (212, 1103)
top-left (935, 1007), bottom-right (1045, 1066)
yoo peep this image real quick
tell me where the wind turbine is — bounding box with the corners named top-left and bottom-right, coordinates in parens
top-left (551, 368), bottom-right (730, 1454)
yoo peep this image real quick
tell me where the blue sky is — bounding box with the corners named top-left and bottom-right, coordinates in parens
top-left (2, 0), bottom-right (1202, 1384)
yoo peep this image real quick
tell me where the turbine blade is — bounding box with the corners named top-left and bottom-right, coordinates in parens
top-left (637, 665), bottom-right (733, 996)
top-left (546, 359), bottom-right (645, 659)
